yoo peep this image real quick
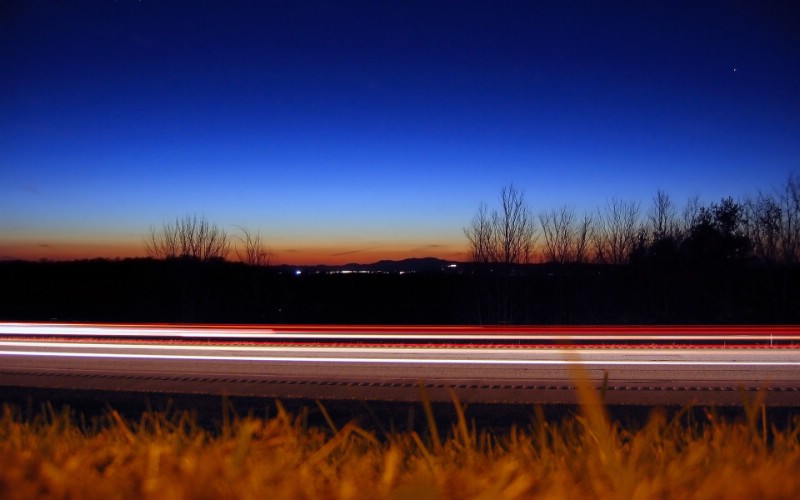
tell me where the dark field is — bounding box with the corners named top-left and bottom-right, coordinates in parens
top-left (1, 258), bottom-right (798, 325)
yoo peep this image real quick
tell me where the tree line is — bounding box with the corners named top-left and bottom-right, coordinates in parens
top-left (145, 214), bottom-right (273, 266)
top-left (465, 175), bottom-right (800, 268)
top-left (145, 175), bottom-right (800, 271)
top-left (36, 174), bottom-right (788, 325)
top-left (3, 170), bottom-right (799, 325)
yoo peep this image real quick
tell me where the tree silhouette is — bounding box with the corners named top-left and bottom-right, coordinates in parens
top-left (682, 197), bottom-right (750, 265)
top-left (145, 214), bottom-right (231, 261)
top-left (681, 195), bottom-right (702, 236)
top-left (464, 202), bottom-right (494, 264)
top-left (539, 205), bottom-right (593, 264)
top-left (493, 184), bottom-right (538, 265)
top-left (465, 184), bottom-right (537, 266)
top-left (464, 184), bottom-right (538, 324)
top-left (593, 198), bottom-right (641, 264)
top-left (648, 189), bottom-right (679, 241)
top-left (235, 226), bottom-right (273, 266)
top-left (745, 194), bottom-right (782, 263)
top-left (778, 174), bottom-right (800, 263)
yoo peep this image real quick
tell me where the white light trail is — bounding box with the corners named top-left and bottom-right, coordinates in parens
top-left (2, 349), bottom-right (800, 366)
top-left (0, 340), bottom-right (754, 355)
top-left (3, 323), bottom-right (800, 343)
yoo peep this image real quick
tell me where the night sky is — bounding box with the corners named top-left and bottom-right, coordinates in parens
top-left (2, 1), bottom-right (798, 264)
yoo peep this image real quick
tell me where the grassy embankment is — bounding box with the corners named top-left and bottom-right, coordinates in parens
top-left (1, 387), bottom-right (799, 499)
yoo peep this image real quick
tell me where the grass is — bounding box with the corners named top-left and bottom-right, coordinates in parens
top-left (1, 392), bottom-right (799, 499)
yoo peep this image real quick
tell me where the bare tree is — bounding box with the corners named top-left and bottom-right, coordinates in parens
top-left (465, 184), bottom-right (538, 325)
top-left (145, 222), bottom-right (179, 260)
top-left (648, 189), bottom-right (679, 240)
top-left (593, 198), bottom-right (641, 264)
top-left (743, 194), bottom-right (781, 263)
top-left (574, 212), bottom-right (594, 263)
top-left (464, 201), bottom-right (494, 263)
top-left (538, 205), bottom-right (592, 264)
top-left (145, 214), bottom-right (231, 261)
top-left (778, 173), bottom-right (800, 263)
top-left (491, 184), bottom-right (538, 264)
top-left (235, 226), bottom-right (273, 266)
top-left (465, 184), bottom-right (538, 265)
top-left (539, 205), bottom-right (574, 264)
top-left (681, 194), bottom-right (701, 237)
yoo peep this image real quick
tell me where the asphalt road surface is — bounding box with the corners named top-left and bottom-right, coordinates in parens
top-left (1, 323), bottom-right (799, 406)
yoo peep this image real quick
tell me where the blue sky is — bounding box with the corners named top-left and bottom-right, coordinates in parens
top-left (1, 1), bottom-right (798, 263)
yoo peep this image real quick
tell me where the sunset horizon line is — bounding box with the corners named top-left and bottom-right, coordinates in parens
top-left (0, 243), bottom-right (469, 267)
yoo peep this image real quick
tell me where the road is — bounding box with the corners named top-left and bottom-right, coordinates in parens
top-left (1, 323), bottom-right (799, 406)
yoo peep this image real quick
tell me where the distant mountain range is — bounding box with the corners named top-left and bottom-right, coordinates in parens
top-left (274, 257), bottom-right (462, 274)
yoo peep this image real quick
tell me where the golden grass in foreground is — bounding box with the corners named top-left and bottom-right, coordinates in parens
top-left (1, 397), bottom-right (799, 499)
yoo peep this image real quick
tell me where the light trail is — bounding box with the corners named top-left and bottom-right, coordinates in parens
top-left (1, 349), bottom-right (799, 366)
top-left (1, 340), bottom-right (799, 367)
top-left (2, 323), bottom-right (799, 405)
top-left (2, 322), bottom-right (800, 344)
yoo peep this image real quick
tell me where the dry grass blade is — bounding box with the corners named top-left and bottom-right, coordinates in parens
top-left (1, 399), bottom-right (800, 499)
top-left (447, 387), bottom-right (474, 452)
top-left (418, 381), bottom-right (442, 452)
top-left (316, 400), bottom-right (339, 435)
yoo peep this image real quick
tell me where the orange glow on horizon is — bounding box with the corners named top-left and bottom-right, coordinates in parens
top-left (271, 244), bottom-right (468, 266)
top-left (0, 240), bottom-right (148, 262)
top-left (0, 239), bottom-right (468, 265)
